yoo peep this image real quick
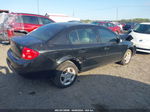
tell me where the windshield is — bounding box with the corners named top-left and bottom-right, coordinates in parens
top-left (133, 24), bottom-right (150, 34)
top-left (28, 23), bottom-right (65, 41)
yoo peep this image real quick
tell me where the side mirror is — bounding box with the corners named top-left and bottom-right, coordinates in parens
top-left (117, 38), bottom-right (123, 43)
top-left (126, 35), bottom-right (133, 41)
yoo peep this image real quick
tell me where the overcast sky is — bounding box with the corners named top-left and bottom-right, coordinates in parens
top-left (1, 0), bottom-right (150, 20)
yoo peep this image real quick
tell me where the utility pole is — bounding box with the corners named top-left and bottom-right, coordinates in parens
top-left (116, 7), bottom-right (118, 21)
top-left (72, 9), bottom-right (75, 17)
top-left (37, 0), bottom-right (40, 14)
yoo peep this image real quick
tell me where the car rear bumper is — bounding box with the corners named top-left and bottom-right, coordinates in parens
top-left (7, 49), bottom-right (57, 75)
top-left (7, 49), bottom-right (32, 74)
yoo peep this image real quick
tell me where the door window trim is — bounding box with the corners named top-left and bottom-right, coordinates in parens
top-left (21, 15), bottom-right (40, 25)
top-left (67, 26), bottom-right (99, 45)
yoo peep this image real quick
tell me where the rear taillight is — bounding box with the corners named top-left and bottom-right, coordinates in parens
top-left (21, 47), bottom-right (39, 60)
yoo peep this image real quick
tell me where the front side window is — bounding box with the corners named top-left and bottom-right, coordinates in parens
top-left (69, 28), bottom-right (97, 44)
top-left (22, 16), bottom-right (39, 24)
top-left (99, 28), bottom-right (117, 43)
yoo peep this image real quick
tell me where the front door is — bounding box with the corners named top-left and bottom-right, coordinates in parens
top-left (98, 27), bottom-right (126, 63)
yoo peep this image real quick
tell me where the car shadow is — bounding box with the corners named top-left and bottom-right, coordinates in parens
top-left (0, 70), bottom-right (149, 111)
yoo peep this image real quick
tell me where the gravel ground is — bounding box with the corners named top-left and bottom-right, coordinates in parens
top-left (0, 44), bottom-right (150, 111)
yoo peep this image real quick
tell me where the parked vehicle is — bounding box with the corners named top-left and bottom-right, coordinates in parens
top-left (0, 13), bottom-right (54, 41)
top-left (92, 21), bottom-right (121, 34)
top-left (7, 23), bottom-right (136, 88)
top-left (129, 23), bottom-right (150, 53)
top-left (112, 22), bottom-right (124, 31)
top-left (45, 13), bottom-right (80, 22)
top-left (123, 22), bottom-right (137, 31)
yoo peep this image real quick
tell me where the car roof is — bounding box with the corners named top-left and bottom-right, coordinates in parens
top-left (10, 12), bottom-right (49, 18)
top-left (48, 22), bottom-right (97, 28)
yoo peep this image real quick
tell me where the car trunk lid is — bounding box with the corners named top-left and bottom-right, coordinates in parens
top-left (10, 35), bottom-right (43, 58)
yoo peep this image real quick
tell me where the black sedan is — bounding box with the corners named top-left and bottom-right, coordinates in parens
top-left (7, 23), bottom-right (136, 88)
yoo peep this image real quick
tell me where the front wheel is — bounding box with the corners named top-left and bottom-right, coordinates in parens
top-left (119, 49), bottom-right (132, 65)
top-left (52, 61), bottom-right (78, 88)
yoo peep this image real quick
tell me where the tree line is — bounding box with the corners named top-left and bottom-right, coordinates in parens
top-left (81, 18), bottom-right (150, 23)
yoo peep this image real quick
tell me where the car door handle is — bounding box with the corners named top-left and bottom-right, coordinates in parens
top-left (104, 47), bottom-right (110, 50)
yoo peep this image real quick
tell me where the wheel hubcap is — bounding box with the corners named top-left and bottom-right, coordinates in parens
top-left (60, 67), bottom-right (76, 86)
top-left (124, 51), bottom-right (132, 64)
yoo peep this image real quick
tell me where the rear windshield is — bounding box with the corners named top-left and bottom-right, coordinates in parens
top-left (28, 23), bottom-right (65, 41)
top-left (133, 24), bottom-right (150, 34)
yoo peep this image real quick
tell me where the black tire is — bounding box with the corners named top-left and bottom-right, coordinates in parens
top-left (119, 49), bottom-right (132, 65)
top-left (52, 61), bottom-right (78, 88)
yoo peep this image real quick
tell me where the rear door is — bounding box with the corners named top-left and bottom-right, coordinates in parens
top-left (68, 26), bottom-right (106, 69)
top-left (21, 15), bottom-right (42, 32)
top-left (98, 27), bottom-right (126, 63)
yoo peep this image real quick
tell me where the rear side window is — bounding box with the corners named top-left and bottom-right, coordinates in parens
top-left (98, 28), bottom-right (117, 43)
top-left (22, 16), bottom-right (39, 24)
top-left (40, 17), bottom-right (53, 25)
top-left (28, 23), bottom-right (65, 41)
top-left (69, 28), bottom-right (97, 44)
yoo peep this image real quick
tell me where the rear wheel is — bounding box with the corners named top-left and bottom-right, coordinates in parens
top-left (52, 61), bottom-right (78, 88)
top-left (119, 49), bottom-right (132, 65)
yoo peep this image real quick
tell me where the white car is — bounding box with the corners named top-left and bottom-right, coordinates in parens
top-left (129, 23), bottom-right (150, 53)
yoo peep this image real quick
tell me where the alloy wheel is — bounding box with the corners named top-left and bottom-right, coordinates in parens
top-left (60, 67), bottom-right (76, 86)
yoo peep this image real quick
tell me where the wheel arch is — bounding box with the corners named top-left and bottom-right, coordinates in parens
top-left (128, 46), bottom-right (136, 56)
top-left (56, 56), bottom-right (82, 71)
